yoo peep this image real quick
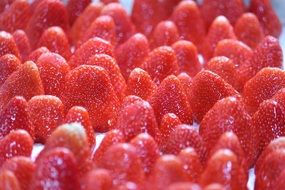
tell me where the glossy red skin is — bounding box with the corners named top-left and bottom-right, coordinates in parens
top-left (150, 75), bottom-right (193, 125)
top-left (1, 156), bottom-right (35, 190)
top-left (71, 2), bottom-right (103, 45)
top-left (142, 46), bottom-right (179, 85)
top-left (0, 130), bottom-right (33, 166)
top-left (63, 65), bottom-right (120, 132)
top-left (0, 54), bottom-right (21, 86)
top-left (65, 106), bottom-right (95, 148)
top-left (101, 3), bottom-right (135, 44)
top-left (82, 169), bottom-right (113, 190)
top-left (86, 54), bottom-right (126, 102)
top-left (0, 170), bottom-right (21, 190)
top-left (178, 148), bottom-right (203, 182)
top-left (38, 26), bottom-right (71, 60)
top-left (0, 0), bottom-right (14, 13)
top-left (202, 16), bottom-right (236, 61)
top-left (166, 182), bottom-right (202, 190)
top-left (201, 0), bottom-right (244, 28)
top-left (172, 40), bottom-right (202, 77)
top-left (171, 1), bottom-right (205, 49)
top-left (66, 0), bottom-right (91, 25)
top-left (249, 0), bottom-right (282, 37)
top-left (12, 30), bottom-right (31, 61)
top-left (243, 67), bottom-right (285, 114)
top-left (28, 47), bottom-right (50, 63)
top-left (200, 149), bottom-right (247, 190)
top-left (0, 96), bottom-right (33, 139)
top-left (30, 148), bottom-right (80, 190)
top-left (150, 20), bottom-right (179, 49)
top-left (126, 68), bottom-right (157, 100)
top-left (234, 13), bottom-right (264, 49)
top-left (69, 37), bottom-right (114, 69)
top-left (99, 143), bottom-right (145, 186)
top-left (0, 31), bottom-right (20, 59)
top-left (0, 61), bottom-right (44, 112)
top-left (115, 33), bottom-right (149, 79)
top-left (177, 73), bottom-right (193, 105)
top-left (188, 70), bottom-right (238, 122)
top-left (255, 149), bottom-right (285, 190)
top-left (130, 133), bottom-right (160, 175)
top-left (26, 0), bottom-right (69, 49)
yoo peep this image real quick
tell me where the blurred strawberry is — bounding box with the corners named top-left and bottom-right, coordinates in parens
top-left (82, 169), bottom-right (113, 190)
top-left (66, 0), bottom-right (90, 25)
top-left (0, 31), bottom-right (20, 58)
top-left (0, 170), bottom-right (20, 190)
top-left (0, 54), bottom-right (21, 86)
top-left (28, 47), bottom-right (50, 63)
top-left (12, 30), bottom-right (31, 61)
top-left (0, 0), bottom-right (14, 13)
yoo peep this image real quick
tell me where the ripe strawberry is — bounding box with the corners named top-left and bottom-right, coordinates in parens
top-left (177, 73), bottom-right (193, 104)
top-left (28, 47), bottom-right (50, 63)
top-left (0, 31), bottom-right (20, 58)
top-left (66, 0), bottom-right (90, 25)
top-left (234, 13), bottom-right (264, 49)
top-left (82, 169), bottom-right (113, 190)
top-left (0, 170), bottom-right (21, 190)
top-left (166, 182), bottom-right (202, 190)
top-left (12, 30), bottom-right (31, 62)
top-left (120, 95), bottom-right (144, 111)
top-left (172, 40), bottom-right (202, 77)
top-left (63, 65), bottom-right (120, 132)
top-left (115, 33), bottom-right (149, 79)
top-left (0, 54), bottom-right (21, 86)
top-left (0, 61), bottom-right (44, 112)
top-left (188, 70), bottom-right (238, 122)
top-left (0, 130), bottom-right (33, 166)
top-left (126, 68), bottom-right (157, 100)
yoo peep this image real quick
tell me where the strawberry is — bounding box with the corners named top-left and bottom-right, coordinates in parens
top-left (82, 169), bottom-right (113, 190)
top-left (0, 130), bottom-right (33, 166)
top-left (126, 68), bottom-right (157, 100)
top-left (63, 65), bottom-right (120, 132)
top-left (275, 169), bottom-right (285, 190)
top-left (0, 61), bottom-right (44, 112)
top-left (28, 47), bottom-right (50, 63)
top-left (36, 52), bottom-right (70, 98)
top-left (177, 73), bottom-right (193, 104)
top-left (150, 21), bottom-right (179, 49)
top-left (234, 13), bottom-right (264, 49)
top-left (130, 133), bottom-right (160, 175)
top-left (249, 0), bottom-right (282, 37)
top-left (172, 40), bottom-right (202, 77)
top-left (65, 106), bottom-right (95, 148)
top-left (0, 31), bottom-right (20, 58)
top-left (1, 156), bottom-right (35, 190)
top-left (115, 33), bottom-right (149, 79)
top-left (120, 95), bottom-right (144, 111)
top-left (66, 0), bottom-right (90, 25)
top-left (38, 26), bottom-right (71, 60)
top-left (166, 182), bottom-right (202, 190)
top-left (30, 147), bottom-right (80, 190)
top-left (12, 30), bottom-right (31, 62)
top-left (188, 70), bottom-right (238, 122)
top-left (0, 170), bottom-right (21, 190)
top-left (0, 54), bottom-right (21, 86)
top-left (68, 37), bottom-right (114, 69)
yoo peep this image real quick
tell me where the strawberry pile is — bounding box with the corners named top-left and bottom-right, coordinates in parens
top-left (0, 0), bottom-right (284, 189)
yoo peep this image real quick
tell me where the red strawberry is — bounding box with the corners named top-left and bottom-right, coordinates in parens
top-left (66, 0), bottom-right (90, 25)
top-left (82, 169), bottom-right (113, 190)
top-left (243, 67), bottom-right (285, 114)
top-left (0, 0), bottom-right (31, 33)
top-left (166, 182), bottom-right (202, 190)
top-left (0, 54), bottom-right (21, 86)
top-left (126, 68), bottom-right (157, 100)
top-left (12, 30), bottom-right (31, 62)
top-left (171, 0), bottom-right (205, 49)
top-left (81, 15), bottom-right (117, 46)
top-left (63, 65), bottom-right (119, 132)
top-left (99, 143), bottom-right (145, 186)
top-left (68, 37), bottom-right (114, 69)
top-left (1, 156), bottom-right (35, 190)
top-left (202, 16), bottom-right (236, 61)
top-left (101, 3), bottom-right (135, 44)
top-left (27, 95), bottom-right (65, 143)
top-left (86, 54), bottom-right (126, 102)
top-left (71, 2), bottom-right (103, 44)
top-left (0, 0), bottom-right (14, 13)
top-left (38, 26), bottom-right (71, 60)
top-left (0, 130), bottom-right (33, 166)
top-left (200, 96), bottom-right (254, 167)
top-left (36, 52), bottom-right (70, 98)
top-left (188, 70), bottom-right (238, 122)
top-left (178, 148), bottom-right (203, 182)
top-left (65, 106), bottom-right (95, 148)
top-left (0, 170), bottom-right (21, 190)
top-left (234, 13), bottom-right (264, 49)
top-left (200, 149), bottom-right (247, 190)
top-left (0, 61), bottom-right (44, 112)
top-left (115, 33), bottom-right (149, 79)
top-left (0, 96), bottom-right (33, 139)
top-left (150, 20), bottom-right (179, 49)
top-left (172, 40), bottom-right (202, 77)
top-left (130, 133), bottom-right (160, 175)
top-left (201, 0), bottom-right (244, 28)
top-left (249, 0), bottom-right (282, 37)
top-left (177, 73), bottom-right (193, 103)
top-left (26, 0), bottom-right (69, 49)
top-left (28, 47), bottom-right (50, 63)
top-left (120, 95), bottom-right (144, 111)
top-left (0, 31), bottom-right (20, 58)
top-left (275, 169), bottom-right (285, 190)
top-left (93, 129), bottom-right (125, 166)
top-left (30, 147), bottom-right (80, 190)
